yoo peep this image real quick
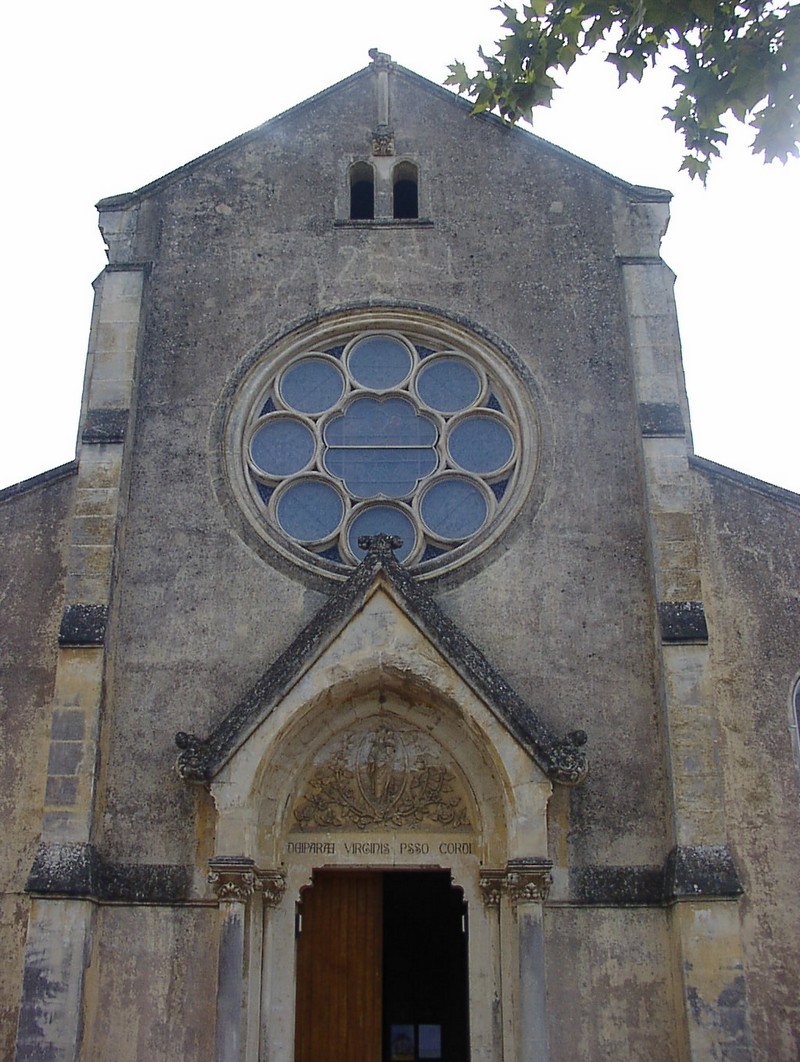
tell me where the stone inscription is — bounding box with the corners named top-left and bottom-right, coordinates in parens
top-left (285, 839), bottom-right (475, 858)
top-left (292, 721), bottom-right (471, 832)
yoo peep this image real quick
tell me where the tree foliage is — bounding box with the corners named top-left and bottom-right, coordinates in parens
top-left (447, 2), bottom-right (800, 180)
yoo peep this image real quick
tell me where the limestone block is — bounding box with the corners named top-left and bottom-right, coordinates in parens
top-left (642, 438), bottom-right (694, 512)
top-left (612, 196), bottom-right (670, 259)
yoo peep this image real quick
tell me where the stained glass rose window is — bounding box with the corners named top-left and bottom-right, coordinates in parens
top-left (225, 313), bottom-right (538, 580)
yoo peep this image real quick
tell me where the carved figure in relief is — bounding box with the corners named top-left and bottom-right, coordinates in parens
top-left (292, 721), bottom-right (471, 832)
top-left (361, 727), bottom-right (403, 808)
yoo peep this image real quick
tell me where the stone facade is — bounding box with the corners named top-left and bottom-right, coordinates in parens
top-left (2, 54), bottom-right (799, 1061)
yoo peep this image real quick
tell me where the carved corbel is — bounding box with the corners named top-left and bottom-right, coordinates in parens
top-left (371, 124), bottom-right (395, 156)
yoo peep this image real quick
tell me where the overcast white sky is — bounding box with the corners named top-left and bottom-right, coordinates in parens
top-left (1, 0), bottom-right (797, 492)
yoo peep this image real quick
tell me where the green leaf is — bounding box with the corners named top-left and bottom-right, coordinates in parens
top-left (448, 0), bottom-right (800, 175)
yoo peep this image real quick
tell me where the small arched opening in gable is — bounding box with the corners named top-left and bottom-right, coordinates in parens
top-left (393, 161), bottom-right (419, 219)
top-left (349, 161), bottom-right (375, 219)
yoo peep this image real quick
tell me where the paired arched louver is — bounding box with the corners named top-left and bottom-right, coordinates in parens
top-left (348, 161), bottom-right (419, 220)
top-left (392, 161), bottom-right (418, 219)
top-left (349, 162), bottom-right (375, 220)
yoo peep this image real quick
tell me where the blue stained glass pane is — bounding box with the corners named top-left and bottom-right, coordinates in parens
top-left (319, 543), bottom-right (344, 564)
top-left (276, 480), bottom-right (344, 542)
top-left (421, 478), bottom-right (488, 540)
top-left (417, 357), bottom-right (481, 413)
top-left (250, 418), bottom-right (315, 477)
top-left (491, 478), bottom-right (508, 502)
top-left (348, 506), bottom-right (416, 562)
top-left (348, 335), bottom-right (412, 389)
top-left (448, 415), bottom-right (514, 474)
top-left (325, 447), bottom-right (437, 498)
top-left (280, 358), bottom-right (345, 414)
top-left (325, 396), bottom-right (436, 447)
top-left (422, 543), bottom-right (447, 562)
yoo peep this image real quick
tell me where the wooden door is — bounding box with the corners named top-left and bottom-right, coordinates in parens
top-left (294, 871), bottom-right (383, 1062)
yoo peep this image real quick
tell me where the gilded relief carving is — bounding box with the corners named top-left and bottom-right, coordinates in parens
top-left (292, 720), bottom-right (471, 832)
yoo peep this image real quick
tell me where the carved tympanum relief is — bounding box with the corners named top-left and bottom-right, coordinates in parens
top-left (292, 717), bottom-right (472, 832)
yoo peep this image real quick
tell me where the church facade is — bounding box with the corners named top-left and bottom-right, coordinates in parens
top-left (2, 53), bottom-right (799, 1061)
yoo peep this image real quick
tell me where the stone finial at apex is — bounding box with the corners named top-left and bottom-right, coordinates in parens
top-left (368, 48), bottom-right (394, 70)
top-left (358, 533), bottom-right (403, 557)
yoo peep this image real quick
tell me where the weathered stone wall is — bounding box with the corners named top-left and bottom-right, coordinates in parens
top-left (80, 906), bottom-right (217, 1060)
top-left (695, 463), bottom-right (800, 1060)
top-left (13, 64), bottom-right (796, 1059)
top-left (96, 69), bottom-right (667, 879)
top-left (0, 467), bottom-right (74, 1057)
top-left (545, 907), bottom-right (678, 1060)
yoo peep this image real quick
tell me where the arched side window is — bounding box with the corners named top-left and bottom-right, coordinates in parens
top-left (393, 161), bottom-right (418, 220)
top-left (349, 162), bottom-right (375, 220)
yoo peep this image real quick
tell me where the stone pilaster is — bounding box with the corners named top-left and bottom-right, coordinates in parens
top-left (480, 861), bottom-right (552, 1062)
top-left (507, 860), bottom-right (552, 1062)
top-left (614, 194), bottom-right (753, 1059)
top-left (479, 869), bottom-right (507, 1060)
top-left (15, 253), bottom-right (146, 1061)
top-left (42, 263), bottom-right (144, 847)
top-left (209, 859), bottom-right (286, 1062)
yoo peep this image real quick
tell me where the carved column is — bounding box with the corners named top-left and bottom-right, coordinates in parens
top-left (252, 871), bottom-right (286, 1062)
top-left (480, 870), bottom-right (507, 1061)
top-left (208, 858), bottom-right (285, 1062)
top-left (507, 859), bottom-right (552, 1062)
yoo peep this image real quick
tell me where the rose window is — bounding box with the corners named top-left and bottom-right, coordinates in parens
top-left (228, 317), bottom-right (537, 579)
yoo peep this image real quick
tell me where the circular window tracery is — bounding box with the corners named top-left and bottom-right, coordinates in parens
top-left (227, 316), bottom-right (539, 580)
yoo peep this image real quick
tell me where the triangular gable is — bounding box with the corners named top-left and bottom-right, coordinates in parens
top-left (176, 534), bottom-right (588, 785)
top-left (97, 58), bottom-right (669, 212)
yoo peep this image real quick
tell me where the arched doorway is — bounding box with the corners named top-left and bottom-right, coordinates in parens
top-left (294, 869), bottom-right (469, 1062)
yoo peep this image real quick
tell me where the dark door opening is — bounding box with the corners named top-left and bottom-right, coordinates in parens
top-left (294, 870), bottom-right (469, 1062)
top-left (383, 871), bottom-right (469, 1062)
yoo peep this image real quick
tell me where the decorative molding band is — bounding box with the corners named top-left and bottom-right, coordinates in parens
top-left (570, 845), bottom-right (743, 906)
top-left (664, 844), bottom-right (743, 901)
top-left (208, 857), bottom-right (287, 906)
top-left (657, 601), bottom-right (708, 644)
top-left (26, 842), bottom-right (190, 904)
top-left (616, 254), bottom-right (663, 264)
top-left (81, 408), bottom-right (129, 444)
top-left (333, 218), bottom-right (434, 228)
top-left (639, 402), bottom-right (685, 437)
top-left (58, 603), bottom-right (108, 646)
top-left (479, 860), bottom-right (553, 907)
top-left (571, 864), bottom-right (665, 906)
top-left (104, 262), bottom-right (153, 273)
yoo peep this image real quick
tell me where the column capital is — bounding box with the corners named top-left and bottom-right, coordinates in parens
top-left (208, 858), bottom-right (286, 905)
top-left (506, 858), bottom-right (553, 905)
top-left (480, 860), bottom-right (554, 907)
top-left (479, 869), bottom-right (507, 907)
